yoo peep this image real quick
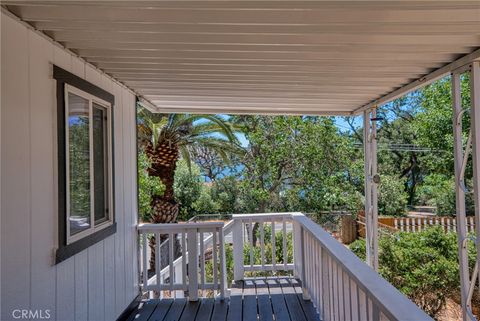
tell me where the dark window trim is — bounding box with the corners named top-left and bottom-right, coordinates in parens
top-left (54, 65), bottom-right (116, 264)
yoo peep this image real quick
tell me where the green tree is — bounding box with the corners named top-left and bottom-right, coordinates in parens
top-left (173, 159), bottom-right (222, 220)
top-left (137, 108), bottom-right (241, 223)
top-left (378, 175), bottom-right (408, 216)
top-left (232, 115), bottom-right (362, 214)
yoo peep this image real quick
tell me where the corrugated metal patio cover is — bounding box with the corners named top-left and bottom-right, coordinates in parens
top-left (4, 1), bottom-right (480, 115)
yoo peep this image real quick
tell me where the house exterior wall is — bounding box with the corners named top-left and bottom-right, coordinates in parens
top-left (1, 12), bottom-right (139, 321)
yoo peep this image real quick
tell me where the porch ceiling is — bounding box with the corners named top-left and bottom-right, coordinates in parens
top-left (3, 1), bottom-right (480, 115)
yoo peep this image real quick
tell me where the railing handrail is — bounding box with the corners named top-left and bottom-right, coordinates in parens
top-left (232, 212), bottom-right (298, 220)
top-left (293, 213), bottom-right (432, 321)
top-left (138, 221), bottom-right (224, 232)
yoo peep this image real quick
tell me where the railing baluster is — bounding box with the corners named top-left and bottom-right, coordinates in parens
top-left (169, 232), bottom-right (174, 294)
top-left (181, 230), bottom-right (187, 292)
top-left (350, 280), bottom-right (359, 321)
top-left (359, 288), bottom-right (368, 321)
top-left (343, 271), bottom-right (351, 321)
top-left (282, 217), bottom-right (287, 269)
top-left (219, 227), bottom-right (226, 299)
top-left (318, 242), bottom-right (324, 320)
top-left (328, 255), bottom-right (334, 321)
top-left (142, 233), bottom-right (148, 291)
top-left (260, 220), bottom-right (265, 269)
top-left (249, 219), bottom-right (254, 268)
top-left (338, 262), bottom-right (345, 321)
top-left (212, 229), bottom-right (218, 294)
top-left (187, 229), bottom-right (199, 301)
top-left (271, 218), bottom-right (276, 270)
top-left (200, 231), bottom-right (205, 295)
top-left (156, 233), bottom-right (161, 293)
top-left (322, 247), bottom-right (328, 321)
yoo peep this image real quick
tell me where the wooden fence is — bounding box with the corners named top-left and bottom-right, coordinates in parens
top-left (356, 212), bottom-right (476, 234)
top-left (391, 216), bottom-right (476, 233)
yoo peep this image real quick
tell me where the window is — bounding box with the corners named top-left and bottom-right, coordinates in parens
top-left (65, 85), bottom-right (113, 243)
top-left (54, 66), bottom-right (116, 263)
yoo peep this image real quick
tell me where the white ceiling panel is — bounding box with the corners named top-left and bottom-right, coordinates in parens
top-left (3, 1), bottom-right (480, 115)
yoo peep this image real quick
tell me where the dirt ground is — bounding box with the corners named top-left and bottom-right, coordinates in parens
top-left (436, 296), bottom-right (479, 321)
top-left (436, 298), bottom-right (463, 321)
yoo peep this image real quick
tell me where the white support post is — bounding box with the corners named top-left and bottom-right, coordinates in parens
top-left (218, 227), bottom-right (227, 299)
top-left (371, 109), bottom-right (379, 271)
top-left (471, 63), bottom-right (480, 250)
top-left (232, 219), bottom-right (244, 281)
top-left (452, 63), bottom-right (480, 321)
top-left (364, 108), bottom-right (379, 271)
top-left (187, 229), bottom-right (199, 301)
top-left (293, 220), bottom-right (303, 279)
top-left (470, 61), bottom-right (480, 317)
top-left (452, 71), bottom-right (470, 321)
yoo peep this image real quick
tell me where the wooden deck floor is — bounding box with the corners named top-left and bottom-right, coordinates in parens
top-left (125, 278), bottom-right (320, 321)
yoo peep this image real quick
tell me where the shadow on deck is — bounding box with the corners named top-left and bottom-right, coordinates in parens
top-left (125, 277), bottom-right (320, 321)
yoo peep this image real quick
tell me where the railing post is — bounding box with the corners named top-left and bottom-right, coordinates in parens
top-left (232, 218), bottom-right (244, 281)
top-left (293, 219), bottom-right (303, 279)
top-left (187, 229), bottom-right (199, 301)
top-left (218, 227), bottom-right (227, 299)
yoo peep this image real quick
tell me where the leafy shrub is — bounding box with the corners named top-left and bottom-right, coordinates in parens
top-left (378, 175), bottom-right (408, 216)
top-left (350, 227), bottom-right (476, 318)
top-left (416, 174), bottom-right (456, 216)
top-left (174, 160), bottom-right (222, 220)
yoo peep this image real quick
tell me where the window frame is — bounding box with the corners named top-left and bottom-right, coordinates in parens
top-left (54, 65), bottom-right (116, 264)
top-left (65, 84), bottom-right (114, 245)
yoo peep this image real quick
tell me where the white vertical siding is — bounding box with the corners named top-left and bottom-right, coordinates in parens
top-left (1, 12), bottom-right (139, 321)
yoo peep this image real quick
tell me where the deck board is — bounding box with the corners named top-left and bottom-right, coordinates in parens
top-left (267, 279), bottom-right (291, 321)
top-left (210, 298), bottom-right (229, 321)
top-left (254, 279), bottom-right (274, 321)
top-left (163, 298), bottom-right (186, 321)
top-left (196, 298), bottom-right (214, 321)
top-left (242, 280), bottom-right (257, 321)
top-left (149, 299), bottom-right (174, 321)
top-left (124, 278), bottom-right (319, 321)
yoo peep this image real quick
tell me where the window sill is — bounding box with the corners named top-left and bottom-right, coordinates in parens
top-left (55, 222), bottom-right (116, 264)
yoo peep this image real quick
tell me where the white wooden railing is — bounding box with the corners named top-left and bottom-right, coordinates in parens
top-left (138, 222), bottom-right (227, 301)
top-left (139, 213), bottom-right (432, 320)
top-left (232, 213), bottom-right (295, 280)
top-left (231, 212), bottom-right (432, 321)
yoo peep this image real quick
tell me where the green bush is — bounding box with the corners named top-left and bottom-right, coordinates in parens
top-left (378, 175), bottom-right (408, 216)
top-left (416, 174), bottom-right (456, 216)
top-left (350, 227), bottom-right (476, 318)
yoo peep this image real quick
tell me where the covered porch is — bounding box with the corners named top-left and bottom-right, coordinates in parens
top-left (1, 1), bottom-right (479, 321)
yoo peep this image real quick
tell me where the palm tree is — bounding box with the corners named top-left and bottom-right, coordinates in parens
top-left (137, 109), bottom-right (242, 270)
